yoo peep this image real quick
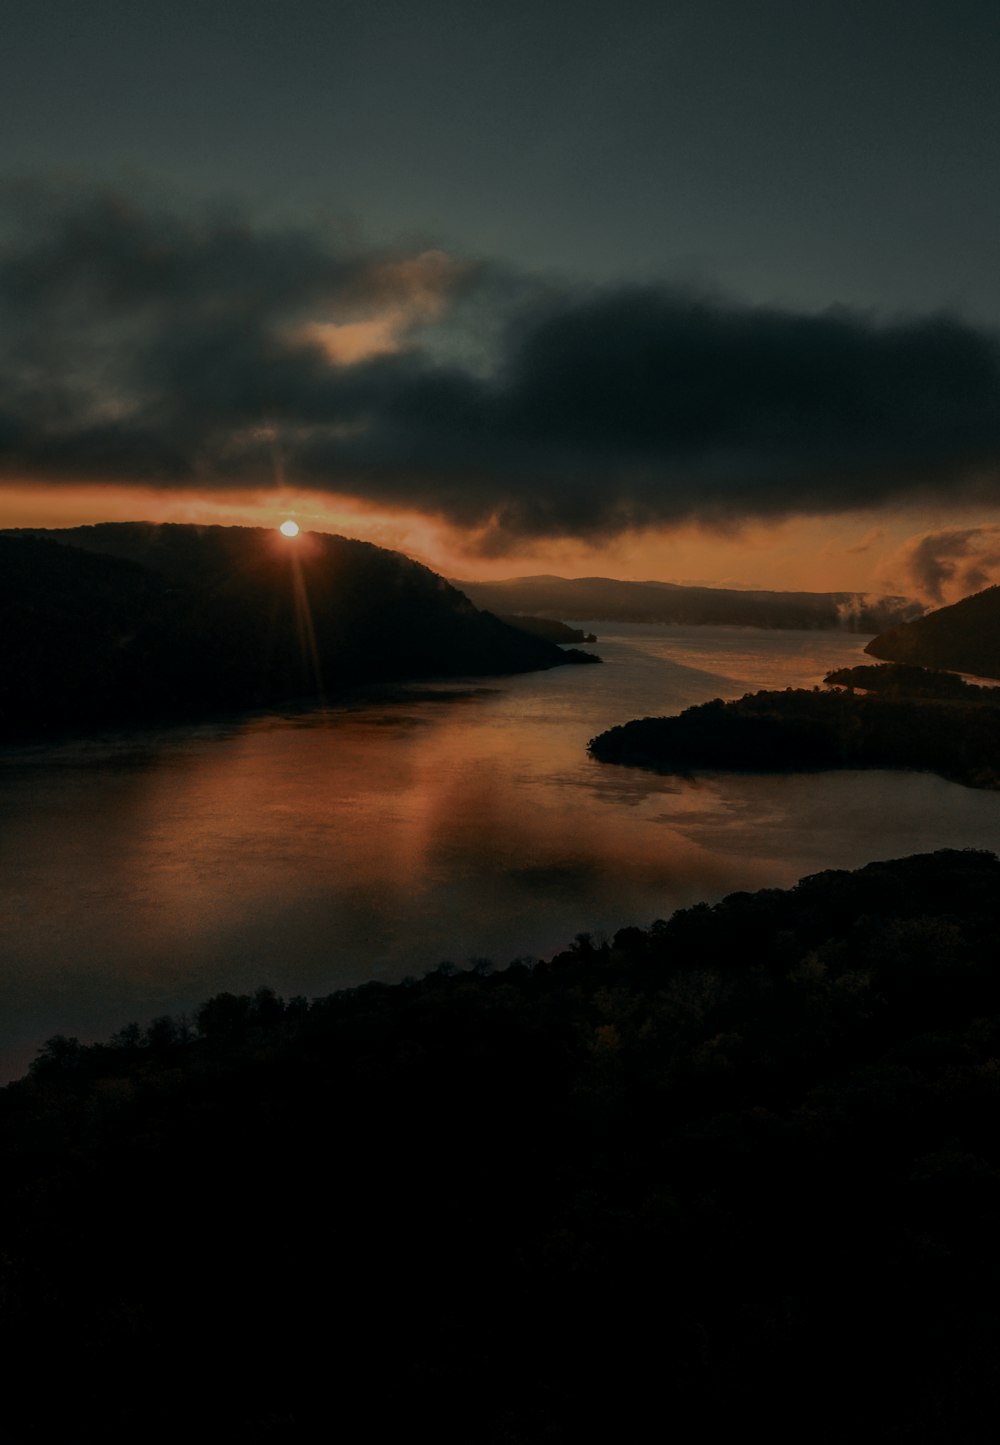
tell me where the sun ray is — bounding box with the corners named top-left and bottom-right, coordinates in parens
top-left (287, 546), bottom-right (326, 709)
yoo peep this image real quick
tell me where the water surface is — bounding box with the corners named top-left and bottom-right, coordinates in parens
top-left (3, 624), bottom-right (999, 1079)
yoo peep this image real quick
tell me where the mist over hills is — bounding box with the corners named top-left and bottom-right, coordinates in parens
top-left (0, 523), bottom-right (591, 739)
top-left (457, 574), bottom-right (921, 630)
top-left (866, 584), bottom-right (1000, 680)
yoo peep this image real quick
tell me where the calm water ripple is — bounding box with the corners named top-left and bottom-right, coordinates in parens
top-left (3, 624), bottom-right (999, 1079)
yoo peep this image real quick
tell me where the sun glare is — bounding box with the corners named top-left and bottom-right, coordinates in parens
top-left (279, 519), bottom-right (300, 537)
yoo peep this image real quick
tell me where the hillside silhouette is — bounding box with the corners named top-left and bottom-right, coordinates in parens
top-left (495, 613), bottom-right (597, 644)
top-left (458, 573), bottom-right (921, 630)
top-left (866, 584), bottom-right (1000, 678)
top-left (0, 524), bottom-right (594, 738)
top-left (3, 849), bottom-right (1000, 1443)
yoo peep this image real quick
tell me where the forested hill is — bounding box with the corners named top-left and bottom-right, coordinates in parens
top-left (0, 524), bottom-right (590, 739)
top-left (4, 848), bottom-right (1000, 1442)
top-left (589, 686), bottom-right (1000, 790)
top-left (866, 583), bottom-right (1000, 679)
top-left (457, 573), bottom-right (921, 630)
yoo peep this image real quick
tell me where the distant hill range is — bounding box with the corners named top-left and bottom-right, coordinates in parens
top-left (0, 524), bottom-right (594, 739)
top-left (455, 574), bottom-right (921, 631)
top-left (865, 585), bottom-right (1000, 680)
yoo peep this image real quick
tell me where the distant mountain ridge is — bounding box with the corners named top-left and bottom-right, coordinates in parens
top-left (865, 584), bottom-right (1000, 679)
top-left (0, 523), bottom-right (591, 739)
top-left (455, 574), bottom-right (921, 631)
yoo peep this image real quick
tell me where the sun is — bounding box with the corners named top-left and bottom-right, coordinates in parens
top-left (279, 519), bottom-right (300, 537)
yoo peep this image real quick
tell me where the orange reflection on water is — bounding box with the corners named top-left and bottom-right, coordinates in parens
top-left (5, 623), bottom-right (1000, 1083)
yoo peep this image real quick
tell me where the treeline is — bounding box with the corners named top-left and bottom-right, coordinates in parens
top-left (590, 686), bottom-right (1000, 789)
top-left (825, 662), bottom-right (1000, 702)
top-left (4, 849), bottom-right (1000, 1441)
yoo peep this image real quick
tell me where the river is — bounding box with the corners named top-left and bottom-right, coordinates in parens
top-left (3, 623), bottom-right (1000, 1080)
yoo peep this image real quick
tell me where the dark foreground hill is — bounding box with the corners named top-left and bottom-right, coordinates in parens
top-left (0, 524), bottom-right (592, 738)
top-left (866, 583), bottom-right (1000, 679)
top-left (457, 572), bottom-right (921, 630)
top-left (3, 849), bottom-right (1000, 1443)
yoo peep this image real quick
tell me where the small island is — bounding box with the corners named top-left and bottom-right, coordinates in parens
top-left (825, 662), bottom-right (1000, 702)
top-left (589, 681), bottom-right (1000, 790)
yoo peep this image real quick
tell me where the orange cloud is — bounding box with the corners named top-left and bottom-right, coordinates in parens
top-left (301, 316), bottom-right (403, 364)
top-left (297, 249), bottom-right (462, 364)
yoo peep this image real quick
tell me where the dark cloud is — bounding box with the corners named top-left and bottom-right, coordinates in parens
top-left (3, 187), bottom-right (1000, 548)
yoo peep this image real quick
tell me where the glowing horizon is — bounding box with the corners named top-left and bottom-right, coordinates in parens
top-left (1, 480), bottom-right (999, 607)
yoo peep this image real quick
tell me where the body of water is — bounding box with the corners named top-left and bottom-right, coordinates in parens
top-left (3, 624), bottom-right (1000, 1079)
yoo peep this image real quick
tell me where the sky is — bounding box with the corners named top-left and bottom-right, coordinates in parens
top-left (2, 0), bottom-right (1000, 600)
